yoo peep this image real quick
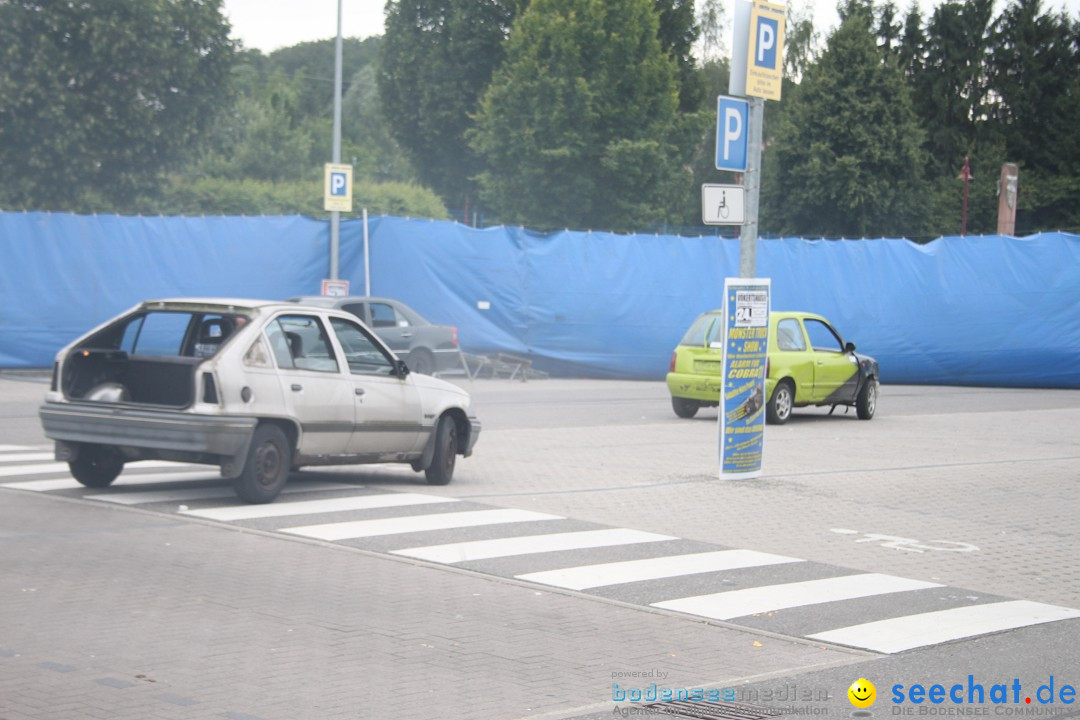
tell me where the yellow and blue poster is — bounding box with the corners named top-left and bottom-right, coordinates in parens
top-left (719, 278), bottom-right (770, 479)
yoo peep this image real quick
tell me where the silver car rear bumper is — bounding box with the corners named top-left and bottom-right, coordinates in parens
top-left (39, 402), bottom-right (257, 476)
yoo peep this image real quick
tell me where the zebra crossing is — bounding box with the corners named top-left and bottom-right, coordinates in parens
top-left (3, 443), bottom-right (1078, 655)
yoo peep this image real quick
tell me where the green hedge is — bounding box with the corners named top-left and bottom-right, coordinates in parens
top-left (135, 177), bottom-right (449, 219)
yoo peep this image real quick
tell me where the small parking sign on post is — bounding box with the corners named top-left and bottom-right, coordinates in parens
top-left (715, 96), bottom-right (749, 172)
top-left (324, 163), bottom-right (353, 212)
top-left (746, 0), bottom-right (786, 100)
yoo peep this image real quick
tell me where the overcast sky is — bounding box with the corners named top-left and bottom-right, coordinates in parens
top-left (222, 0), bottom-right (1080, 54)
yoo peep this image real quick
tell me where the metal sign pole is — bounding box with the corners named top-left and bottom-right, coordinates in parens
top-left (739, 97), bottom-right (764, 278)
top-left (329, 0), bottom-right (344, 280)
top-left (363, 208), bottom-right (371, 296)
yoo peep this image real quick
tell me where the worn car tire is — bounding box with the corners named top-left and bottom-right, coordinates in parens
top-left (671, 396), bottom-right (699, 419)
top-left (234, 424), bottom-right (291, 504)
top-left (425, 417), bottom-right (457, 486)
top-left (69, 444), bottom-right (124, 488)
top-left (856, 379), bottom-right (877, 420)
top-left (766, 380), bottom-right (794, 425)
top-left (408, 348), bottom-right (435, 375)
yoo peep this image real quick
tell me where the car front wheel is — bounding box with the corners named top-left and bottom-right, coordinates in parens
top-left (766, 380), bottom-right (794, 425)
top-left (69, 444), bottom-right (124, 488)
top-left (234, 424), bottom-right (291, 503)
top-left (671, 396), bottom-right (699, 419)
top-left (856, 379), bottom-right (877, 420)
top-left (425, 417), bottom-right (457, 486)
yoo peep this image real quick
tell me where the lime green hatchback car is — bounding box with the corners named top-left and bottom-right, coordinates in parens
top-left (666, 310), bottom-right (879, 423)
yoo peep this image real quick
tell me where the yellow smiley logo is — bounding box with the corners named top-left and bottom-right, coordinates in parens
top-left (848, 678), bottom-right (876, 708)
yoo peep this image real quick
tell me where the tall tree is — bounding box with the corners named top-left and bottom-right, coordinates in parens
top-left (264, 37), bottom-right (378, 122)
top-left (379, 0), bottom-right (523, 213)
top-left (913, 0), bottom-right (995, 176)
top-left (876, 0), bottom-right (903, 51)
top-left (469, 0), bottom-right (682, 231)
top-left (785, 0), bottom-right (820, 80)
top-left (988, 0), bottom-right (1078, 173)
top-left (655, 0), bottom-right (703, 111)
top-left (986, 0), bottom-right (1080, 231)
top-left (341, 65), bottom-right (414, 184)
top-left (762, 13), bottom-right (928, 237)
top-left (0, 0), bottom-right (236, 211)
top-left (192, 75), bottom-right (317, 183)
top-left (896, 2), bottom-right (926, 81)
top-left (697, 0), bottom-right (726, 62)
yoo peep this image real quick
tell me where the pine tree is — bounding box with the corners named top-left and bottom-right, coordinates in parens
top-left (470, 0), bottom-right (682, 231)
top-left (762, 14), bottom-right (927, 237)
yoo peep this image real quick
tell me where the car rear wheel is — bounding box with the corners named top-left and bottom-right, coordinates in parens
top-left (425, 416), bottom-right (457, 486)
top-left (766, 380), bottom-right (794, 425)
top-left (856, 379), bottom-right (877, 420)
top-left (408, 348), bottom-right (435, 375)
top-left (671, 396), bottom-right (699, 419)
top-left (69, 444), bottom-right (124, 488)
top-left (234, 424), bottom-right (291, 503)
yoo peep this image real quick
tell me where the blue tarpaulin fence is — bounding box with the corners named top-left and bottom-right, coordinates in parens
top-left (1, 211), bottom-right (1077, 387)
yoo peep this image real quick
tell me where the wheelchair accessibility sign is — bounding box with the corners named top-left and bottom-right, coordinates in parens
top-left (324, 163), bottom-right (353, 212)
top-left (746, 0), bottom-right (786, 101)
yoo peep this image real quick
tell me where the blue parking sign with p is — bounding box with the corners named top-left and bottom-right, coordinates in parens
top-left (324, 163), bottom-right (353, 212)
top-left (330, 172), bottom-right (347, 197)
top-left (754, 16), bottom-right (779, 69)
top-left (715, 96), bottom-right (749, 172)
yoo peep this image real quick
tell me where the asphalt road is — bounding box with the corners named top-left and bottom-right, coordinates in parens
top-left (1, 374), bottom-right (1078, 720)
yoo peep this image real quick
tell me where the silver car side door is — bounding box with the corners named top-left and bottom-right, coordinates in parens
top-left (327, 316), bottom-right (423, 457)
top-left (268, 315), bottom-right (355, 457)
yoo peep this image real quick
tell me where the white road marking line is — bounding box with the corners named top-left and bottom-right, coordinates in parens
top-left (1, 469), bottom-right (222, 492)
top-left (282, 509), bottom-right (562, 541)
top-left (0, 452), bottom-right (55, 463)
top-left (0, 444), bottom-right (40, 452)
top-left (85, 481), bottom-right (358, 506)
top-left (182, 493), bottom-right (460, 521)
top-left (652, 573), bottom-right (942, 620)
top-left (391, 528), bottom-right (678, 564)
top-left (807, 600), bottom-right (1080, 653)
top-left (515, 549), bottom-right (804, 590)
top-left (0, 460), bottom-right (187, 479)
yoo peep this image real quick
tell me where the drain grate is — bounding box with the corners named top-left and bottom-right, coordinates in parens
top-left (639, 700), bottom-right (785, 720)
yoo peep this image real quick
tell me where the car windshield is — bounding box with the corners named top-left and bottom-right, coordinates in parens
top-left (680, 313), bottom-right (723, 346)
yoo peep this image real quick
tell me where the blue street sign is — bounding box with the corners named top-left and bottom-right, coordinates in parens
top-left (715, 96), bottom-right (749, 172)
top-left (754, 16), bottom-right (779, 69)
top-left (330, 172), bottom-right (348, 197)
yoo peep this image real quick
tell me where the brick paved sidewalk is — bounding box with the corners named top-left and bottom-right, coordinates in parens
top-left (0, 492), bottom-right (862, 720)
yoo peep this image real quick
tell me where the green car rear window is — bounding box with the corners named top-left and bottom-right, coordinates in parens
top-left (680, 313), bottom-right (724, 346)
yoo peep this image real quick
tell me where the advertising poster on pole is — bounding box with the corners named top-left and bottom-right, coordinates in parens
top-left (719, 278), bottom-right (771, 479)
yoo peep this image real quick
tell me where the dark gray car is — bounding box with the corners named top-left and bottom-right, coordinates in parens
top-left (290, 296), bottom-right (460, 375)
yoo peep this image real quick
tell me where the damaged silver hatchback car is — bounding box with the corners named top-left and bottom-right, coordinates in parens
top-left (39, 298), bottom-right (481, 503)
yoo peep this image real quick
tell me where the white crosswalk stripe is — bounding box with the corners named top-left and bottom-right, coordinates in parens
top-left (2, 470), bottom-right (225, 492)
top-left (515, 549), bottom-right (803, 590)
top-left (652, 573), bottom-right (942, 620)
top-left (0, 459), bottom-right (187, 479)
top-left (0, 452), bottom-right (55, 463)
top-left (85, 481), bottom-right (359, 506)
top-left (391, 528), bottom-right (677, 563)
top-left (807, 600), bottom-right (1080, 653)
top-left (181, 492), bottom-right (458, 521)
top-left (0, 444), bottom-right (41, 452)
top-left (282, 508), bottom-right (562, 541)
